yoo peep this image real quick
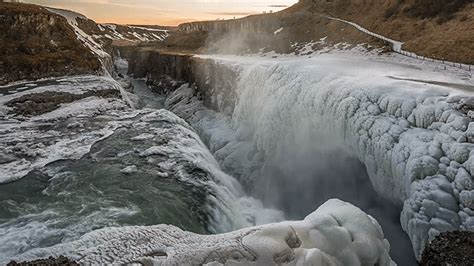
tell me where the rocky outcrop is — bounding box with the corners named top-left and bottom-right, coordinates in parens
top-left (420, 231), bottom-right (474, 265)
top-left (178, 15), bottom-right (282, 34)
top-left (0, 3), bottom-right (102, 85)
top-left (125, 50), bottom-right (237, 113)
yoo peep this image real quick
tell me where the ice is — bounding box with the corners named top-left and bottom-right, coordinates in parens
top-left (46, 8), bottom-right (110, 59)
top-left (5, 199), bottom-right (394, 265)
top-left (120, 165), bottom-right (138, 174)
top-left (167, 53), bottom-right (474, 259)
top-left (131, 133), bottom-right (155, 141)
top-left (0, 76), bottom-right (129, 183)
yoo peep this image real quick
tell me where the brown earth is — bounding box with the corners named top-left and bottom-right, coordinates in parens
top-left (6, 89), bottom-right (120, 116)
top-left (303, 0), bottom-right (474, 64)
top-left (0, 3), bottom-right (102, 85)
top-left (420, 231), bottom-right (474, 265)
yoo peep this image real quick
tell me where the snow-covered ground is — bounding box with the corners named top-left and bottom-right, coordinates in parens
top-left (166, 51), bottom-right (474, 260)
top-left (46, 8), bottom-right (110, 59)
top-left (5, 199), bottom-right (394, 265)
top-left (0, 76), bottom-right (127, 184)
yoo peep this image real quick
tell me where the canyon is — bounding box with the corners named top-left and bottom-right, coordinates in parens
top-left (1, 0), bottom-right (474, 265)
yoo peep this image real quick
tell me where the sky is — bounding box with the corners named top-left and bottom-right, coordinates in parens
top-left (21, 0), bottom-right (298, 26)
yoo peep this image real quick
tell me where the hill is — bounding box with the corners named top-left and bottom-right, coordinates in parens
top-left (0, 3), bottom-right (101, 85)
top-left (140, 0), bottom-right (473, 63)
top-left (0, 2), bottom-right (172, 85)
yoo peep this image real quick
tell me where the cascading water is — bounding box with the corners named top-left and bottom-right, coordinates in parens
top-left (163, 54), bottom-right (468, 265)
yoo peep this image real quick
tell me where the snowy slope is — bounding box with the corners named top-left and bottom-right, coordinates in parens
top-left (166, 52), bottom-right (474, 259)
top-left (46, 8), bottom-right (110, 58)
top-left (5, 199), bottom-right (394, 265)
top-left (45, 8), bottom-right (169, 73)
top-left (101, 24), bottom-right (169, 42)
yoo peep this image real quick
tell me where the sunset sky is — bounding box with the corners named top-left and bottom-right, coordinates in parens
top-left (22, 0), bottom-right (298, 26)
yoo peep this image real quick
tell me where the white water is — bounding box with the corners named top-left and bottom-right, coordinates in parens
top-left (166, 53), bottom-right (474, 262)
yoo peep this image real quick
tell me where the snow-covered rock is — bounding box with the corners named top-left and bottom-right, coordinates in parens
top-left (120, 165), bottom-right (138, 174)
top-left (0, 76), bottom-right (128, 184)
top-left (5, 199), bottom-right (394, 266)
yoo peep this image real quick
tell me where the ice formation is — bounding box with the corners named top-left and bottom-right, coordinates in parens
top-left (166, 53), bottom-right (474, 259)
top-left (5, 199), bottom-right (394, 266)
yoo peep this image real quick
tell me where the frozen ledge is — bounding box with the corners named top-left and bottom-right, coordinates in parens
top-left (7, 199), bottom-right (394, 265)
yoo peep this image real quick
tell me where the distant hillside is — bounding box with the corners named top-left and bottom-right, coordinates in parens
top-left (305, 0), bottom-right (474, 64)
top-left (148, 0), bottom-right (473, 63)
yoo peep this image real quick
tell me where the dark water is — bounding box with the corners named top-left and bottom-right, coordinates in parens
top-left (255, 145), bottom-right (417, 265)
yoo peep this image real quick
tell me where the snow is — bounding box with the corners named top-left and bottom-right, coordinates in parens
top-left (127, 25), bottom-right (169, 33)
top-left (46, 8), bottom-right (110, 59)
top-left (322, 15), bottom-right (473, 71)
top-left (274, 27), bottom-right (283, 35)
top-left (5, 199), bottom-right (394, 265)
top-left (0, 76), bottom-right (129, 183)
top-left (131, 133), bottom-right (155, 141)
top-left (167, 52), bottom-right (474, 259)
top-left (100, 23), bottom-right (168, 42)
top-left (323, 15), bottom-right (404, 52)
top-left (120, 165), bottom-right (138, 174)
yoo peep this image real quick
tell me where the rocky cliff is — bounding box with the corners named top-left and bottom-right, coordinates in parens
top-left (0, 3), bottom-right (172, 85)
top-left (0, 3), bottom-right (101, 85)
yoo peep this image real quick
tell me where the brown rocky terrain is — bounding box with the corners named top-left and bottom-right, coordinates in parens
top-left (122, 0), bottom-right (473, 64)
top-left (0, 3), bottom-right (101, 85)
top-left (305, 0), bottom-right (474, 64)
top-left (420, 231), bottom-right (474, 265)
top-left (0, 3), bottom-right (173, 85)
top-left (120, 2), bottom-right (382, 56)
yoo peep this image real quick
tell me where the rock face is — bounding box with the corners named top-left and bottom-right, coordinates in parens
top-left (420, 231), bottom-right (474, 265)
top-left (0, 3), bottom-right (102, 85)
top-left (125, 50), bottom-right (237, 113)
